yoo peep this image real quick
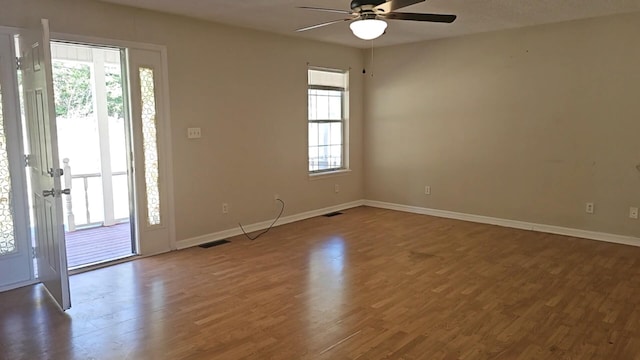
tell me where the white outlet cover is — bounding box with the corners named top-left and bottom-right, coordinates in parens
top-left (585, 203), bottom-right (594, 214)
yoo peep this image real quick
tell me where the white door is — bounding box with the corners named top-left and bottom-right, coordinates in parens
top-left (19, 19), bottom-right (70, 310)
top-left (0, 33), bottom-right (33, 291)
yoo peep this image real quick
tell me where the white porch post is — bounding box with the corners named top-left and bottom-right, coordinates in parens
top-left (91, 49), bottom-right (116, 226)
top-left (62, 158), bottom-right (75, 232)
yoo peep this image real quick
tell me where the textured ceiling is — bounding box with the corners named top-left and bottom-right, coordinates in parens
top-left (99, 0), bottom-right (640, 48)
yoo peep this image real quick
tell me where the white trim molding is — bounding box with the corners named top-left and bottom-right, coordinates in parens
top-left (177, 200), bottom-right (365, 250)
top-left (51, 32), bottom-right (167, 52)
top-left (364, 200), bottom-right (640, 248)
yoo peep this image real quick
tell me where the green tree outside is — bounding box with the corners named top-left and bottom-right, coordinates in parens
top-left (52, 61), bottom-right (124, 119)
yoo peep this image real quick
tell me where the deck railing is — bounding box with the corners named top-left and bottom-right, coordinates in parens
top-left (63, 158), bottom-right (128, 231)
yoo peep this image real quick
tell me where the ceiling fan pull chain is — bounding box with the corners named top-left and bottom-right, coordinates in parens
top-left (370, 39), bottom-right (375, 77)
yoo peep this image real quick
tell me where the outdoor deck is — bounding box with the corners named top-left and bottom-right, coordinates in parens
top-left (65, 222), bottom-right (133, 269)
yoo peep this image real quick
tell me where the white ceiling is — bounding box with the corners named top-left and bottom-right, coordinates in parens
top-left (99, 0), bottom-right (640, 48)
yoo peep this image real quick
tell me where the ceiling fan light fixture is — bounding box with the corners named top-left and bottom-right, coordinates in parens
top-left (349, 18), bottom-right (387, 40)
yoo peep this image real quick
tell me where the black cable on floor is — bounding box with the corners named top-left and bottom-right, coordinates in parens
top-left (238, 198), bottom-right (285, 241)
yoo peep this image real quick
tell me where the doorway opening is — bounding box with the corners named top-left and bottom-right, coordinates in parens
top-left (2, 21), bottom-right (172, 307)
top-left (50, 42), bottom-right (136, 269)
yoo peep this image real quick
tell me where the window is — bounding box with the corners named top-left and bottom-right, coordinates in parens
top-left (308, 68), bottom-right (348, 173)
top-left (139, 67), bottom-right (161, 226)
top-left (0, 79), bottom-right (17, 255)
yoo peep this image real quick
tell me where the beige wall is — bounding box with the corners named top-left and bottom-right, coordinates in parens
top-left (0, 0), bottom-right (364, 241)
top-left (364, 12), bottom-right (640, 237)
top-left (3, 0), bottom-right (638, 242)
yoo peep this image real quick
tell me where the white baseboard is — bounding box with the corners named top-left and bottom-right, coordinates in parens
top-left (176, 200), bottom-right (365, 250)
top-left (0, 279), bottom-right (38, 293)
top-left (177, 199), bottom-right (640, 250)
top-left (364, 200), bottom-right (640, 248)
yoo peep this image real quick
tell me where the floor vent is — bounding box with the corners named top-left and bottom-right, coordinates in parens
top-left (199, 239), bottom-right (231, 248)
top-left (323, 211), bottom-right (343, 217)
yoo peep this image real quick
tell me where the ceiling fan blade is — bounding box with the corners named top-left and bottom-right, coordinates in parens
top-left (296, 18), bottom-right (352, 32)
top-left (298, 6), bottom-right (353, 15)
top-left (374, 0), bottom-right (425, 13)
top-left (383, 12), bottom-right (457, 23)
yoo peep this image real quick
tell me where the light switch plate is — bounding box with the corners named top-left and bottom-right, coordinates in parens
top-left (187, 127), bottom-right (201, 139)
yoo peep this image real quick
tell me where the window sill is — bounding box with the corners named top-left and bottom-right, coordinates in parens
top-left (309, 169), bottom-right (352, 180)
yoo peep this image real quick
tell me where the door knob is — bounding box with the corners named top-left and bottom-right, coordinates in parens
top-left (60, 189), bottom-right (71, 195)
top-left (42, 188), bottom-right (55, 197)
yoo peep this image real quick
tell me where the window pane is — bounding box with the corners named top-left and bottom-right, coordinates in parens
top-left (309, 145), bottom-right (335, 172)
top-left (330, 122), bottom-right (342, 146)
top-left (330, 145), bottom-right (342, 168)
top-left (308, 123), bottom-right (318, 147)
top-left (139, 67), bottom-right (161, 226)
top-left (328, 94), bottom-right (342, 120)
top-left (317, 145), bottom-right (330, 171)
top-left (318, 123), bottom-right (330, 147)
top-left (308, 91), bottom-right (317, 120)
top-left (316, 93), bottom-right (329, 120)
top-left (308, 146), bottom-right (319, 172)
top-left (308, 90), bottom-right (342, 121)
top-left (0, 81), bottom-right (16, 255)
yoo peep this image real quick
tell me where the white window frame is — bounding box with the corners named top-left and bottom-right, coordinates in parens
top-left (307, 67), bottom-right (349, 175)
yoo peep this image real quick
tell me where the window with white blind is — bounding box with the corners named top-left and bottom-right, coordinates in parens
top-left (308, 68), bottom-right (348, 173)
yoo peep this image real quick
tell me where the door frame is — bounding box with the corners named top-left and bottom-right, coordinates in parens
top-left (0, 26), bottom-right (176, 295)
top-left (49, 32), bottom-right (176, 255)
top-left (0, 26), bottom-right (36, 292)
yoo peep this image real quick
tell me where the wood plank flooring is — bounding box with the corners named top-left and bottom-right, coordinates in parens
top-left (2, 206), bottom-right (640, 359)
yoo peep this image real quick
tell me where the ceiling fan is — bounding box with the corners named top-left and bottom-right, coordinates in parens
top-left (297, 0), bottom-right (457, 40)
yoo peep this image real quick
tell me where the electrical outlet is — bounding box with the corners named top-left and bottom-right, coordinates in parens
top-left (425, 185), bottom-right (431, 195)
top-left (334, 184), bottom-right (340, 193)
top-left (630, 207), bottom-right (639, 220)
top-left (585, 202), bottom-right (594, 214)
top-left (222, 203), bottom-right (228, 214)
top-left (187, 127), bottom-right (201, 139)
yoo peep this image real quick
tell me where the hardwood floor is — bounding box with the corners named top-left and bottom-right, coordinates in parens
top-left (1, 206), bottom-right (640, 359)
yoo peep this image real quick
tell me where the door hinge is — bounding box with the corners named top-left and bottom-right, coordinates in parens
top-left (24, 154), bottom-right (32, 167)
top-left (16, 57), bottom-right (23, 71)
top-left (31, 247), bottom-right (36, 259)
